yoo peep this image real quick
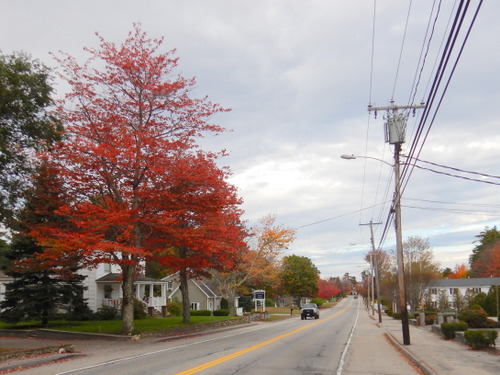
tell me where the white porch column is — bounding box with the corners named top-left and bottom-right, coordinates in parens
top-left (136, 284), bottom-right (141, 299)
top-left (149, 284), bottom-right (154, 303)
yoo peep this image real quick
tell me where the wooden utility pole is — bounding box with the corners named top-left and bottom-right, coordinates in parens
top-left (360, 220), bottom-right (382, 323)
top-left (359, 220), bottom-right (382, 323)
top-left (368, 100), bottom-right (425, 345)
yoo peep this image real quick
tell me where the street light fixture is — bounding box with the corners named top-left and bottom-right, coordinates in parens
top-left (340, 154), bottom-right (393, 167)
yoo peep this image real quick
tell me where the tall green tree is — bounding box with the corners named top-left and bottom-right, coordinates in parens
top-left (280, 255), bottom-right (319, 305)
top-left (0, 52), bottom-right (62, 225)
top-left (0, 161), bottom-right (90, 325)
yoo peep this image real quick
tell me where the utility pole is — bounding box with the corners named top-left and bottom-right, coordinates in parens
top-left (360, 220), bottom-right (383, 323)
top-left (368, 100), bottom-right (425, 345)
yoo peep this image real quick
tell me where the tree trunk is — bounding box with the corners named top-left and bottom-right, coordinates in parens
top-left (227, 286), bottom-right (238, 316)
top-left (179, 268), bottom-right (190, 323)
top-left (121, 263), bottom-right (136, 335)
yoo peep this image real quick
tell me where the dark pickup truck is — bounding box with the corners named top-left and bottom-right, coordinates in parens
top-left (301, 303), bottom-right (320, 320)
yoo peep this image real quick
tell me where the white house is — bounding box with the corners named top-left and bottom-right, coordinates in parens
top-left (1, 265), bottom-right (227, 316)
top-left (426, 277), bottom-right (500, 309)
top-left (80, 263), bottom-right (170, 314)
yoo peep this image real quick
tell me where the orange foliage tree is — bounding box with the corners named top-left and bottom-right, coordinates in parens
top-left (211, 214), bottom-right (296, 315)
top-left (447, 264), bottom-right (470, 279)
top-left (32, 25), bottom-right (245, 334)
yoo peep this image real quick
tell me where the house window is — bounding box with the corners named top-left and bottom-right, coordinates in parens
top-left (167, 281), bottom-right (173, 292)
top-left (449, 288), bottom-right (457, 295)
top-left (473, 287), bottom-right (481, 293)
top-left (190, 302), bottom-right (200, 311)
top-left (104, 285), bottom-right (113, 299)
top-left (429, 288), bottom-right (437, 295)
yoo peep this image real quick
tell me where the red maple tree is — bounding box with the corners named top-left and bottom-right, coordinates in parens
top-left (317, 278), bottom-right (342, 300)
top-left (33, 25), bottom-right (245, 334)
top-left (472, 241), bottom-right (500, 277)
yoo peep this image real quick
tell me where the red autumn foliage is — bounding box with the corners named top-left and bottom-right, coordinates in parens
top-left (31, 25), bottom-right (245, 334)
top-left (447, 263), bottom-right (470, 279)
top-left (471, 241), bottom-right (500, 277)
top-left (317, 278), bottom-right (342, 300)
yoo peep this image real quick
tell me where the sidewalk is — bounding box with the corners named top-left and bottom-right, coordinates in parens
top-left (345, 306), bottom-right (499, 375)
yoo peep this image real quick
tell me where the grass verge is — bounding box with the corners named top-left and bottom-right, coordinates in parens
top-left (0, 316), bottom-right (234, 335)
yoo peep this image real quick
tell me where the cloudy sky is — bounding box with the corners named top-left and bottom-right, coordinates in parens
top-left (2, 0), bottom-right (498, 280)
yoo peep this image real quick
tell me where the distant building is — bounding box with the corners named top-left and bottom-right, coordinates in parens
top-left (425, 277), bottom-right (500, 310)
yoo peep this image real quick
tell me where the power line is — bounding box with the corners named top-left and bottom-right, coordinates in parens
top-left (401, 0), bottom-right (484, 196)
top-left (408, 0), bottom-right (443, 106)
top-left (295, 201), bottom-right (390, 230)
top-left (408, 156), bottom-right (500, 180)
top-left (403, 205), bottom-right (500, 216)
top-left (392, 0), bottom-right (414, 99)
top-left (404, 197), bottom-right (500, 209)
top-left (412, 163), bottom-right (500, 186)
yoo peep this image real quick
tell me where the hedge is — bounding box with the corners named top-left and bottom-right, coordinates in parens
top-left (440, 321), bottom-right (468, 339)
top-left (464, 330), bottom-right (498, 349)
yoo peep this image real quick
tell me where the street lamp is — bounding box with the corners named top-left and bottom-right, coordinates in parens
top-left (341, 152), bottom-right (409, 342)
top-left (341, 154), bottom-right (393, 167)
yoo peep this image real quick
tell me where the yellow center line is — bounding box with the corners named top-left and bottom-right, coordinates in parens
top-left (174, 299), bottom-right (354, 375)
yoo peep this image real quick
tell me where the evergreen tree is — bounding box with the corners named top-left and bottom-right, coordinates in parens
top-left (469, 226), bottom-right (500, 276)
top-left (0, 161), bottom-right (90, 325)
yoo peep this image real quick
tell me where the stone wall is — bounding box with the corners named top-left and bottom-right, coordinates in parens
top-left (140, 316), bottom-right (252, 338)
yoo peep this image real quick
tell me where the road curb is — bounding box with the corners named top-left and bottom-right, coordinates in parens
top-left (385, 332), bottom-right (438, 375)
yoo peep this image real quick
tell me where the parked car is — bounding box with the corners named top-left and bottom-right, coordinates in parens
top-left (301, 303), bottom-right (320, 320)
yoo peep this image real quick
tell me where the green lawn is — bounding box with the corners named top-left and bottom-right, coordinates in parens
top-left (0, 316), bottom-right (234, 335)
top-left (0, 303), bottom-right (338, 335)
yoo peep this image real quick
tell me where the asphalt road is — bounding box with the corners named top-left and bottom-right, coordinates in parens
top-left (14, 298), bottom-right (363, 375)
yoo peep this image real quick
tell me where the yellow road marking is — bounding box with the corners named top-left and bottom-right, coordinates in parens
top-left (175, 299), bottom-right (354, 375)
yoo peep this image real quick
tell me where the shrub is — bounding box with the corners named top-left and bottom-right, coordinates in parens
top-left (441, 321), bottom-right (468, 339)
top-left (458, 309), bottom-right (488, 328)
top-left (311, 298), bottom-right (325, 307)
top-left (166, 302), bottom-right (181, 317)
top-left (424, 315), bottom-right (436, 325)
top-left (190, 310), bottom-right (211, 316)
top-left (133, 298), bottom-right (147, 319)
top-left (392, 312), bottom-right (402, 320)
top-left (464, 330), bottom-right (498, 349)
top-left (213, 309), bottom-right (229, 316)
top-left (95, 305), bottom-right (119, 320)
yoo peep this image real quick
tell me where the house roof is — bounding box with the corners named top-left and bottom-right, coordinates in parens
top-left (193, 279), bottom-right (218, 298)
top-left (162, 273), bottom-right (221, 298)
top-left (96, 273), bottom-right (165, 283)
top-left (428, 277), bottom-right (500, 288)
